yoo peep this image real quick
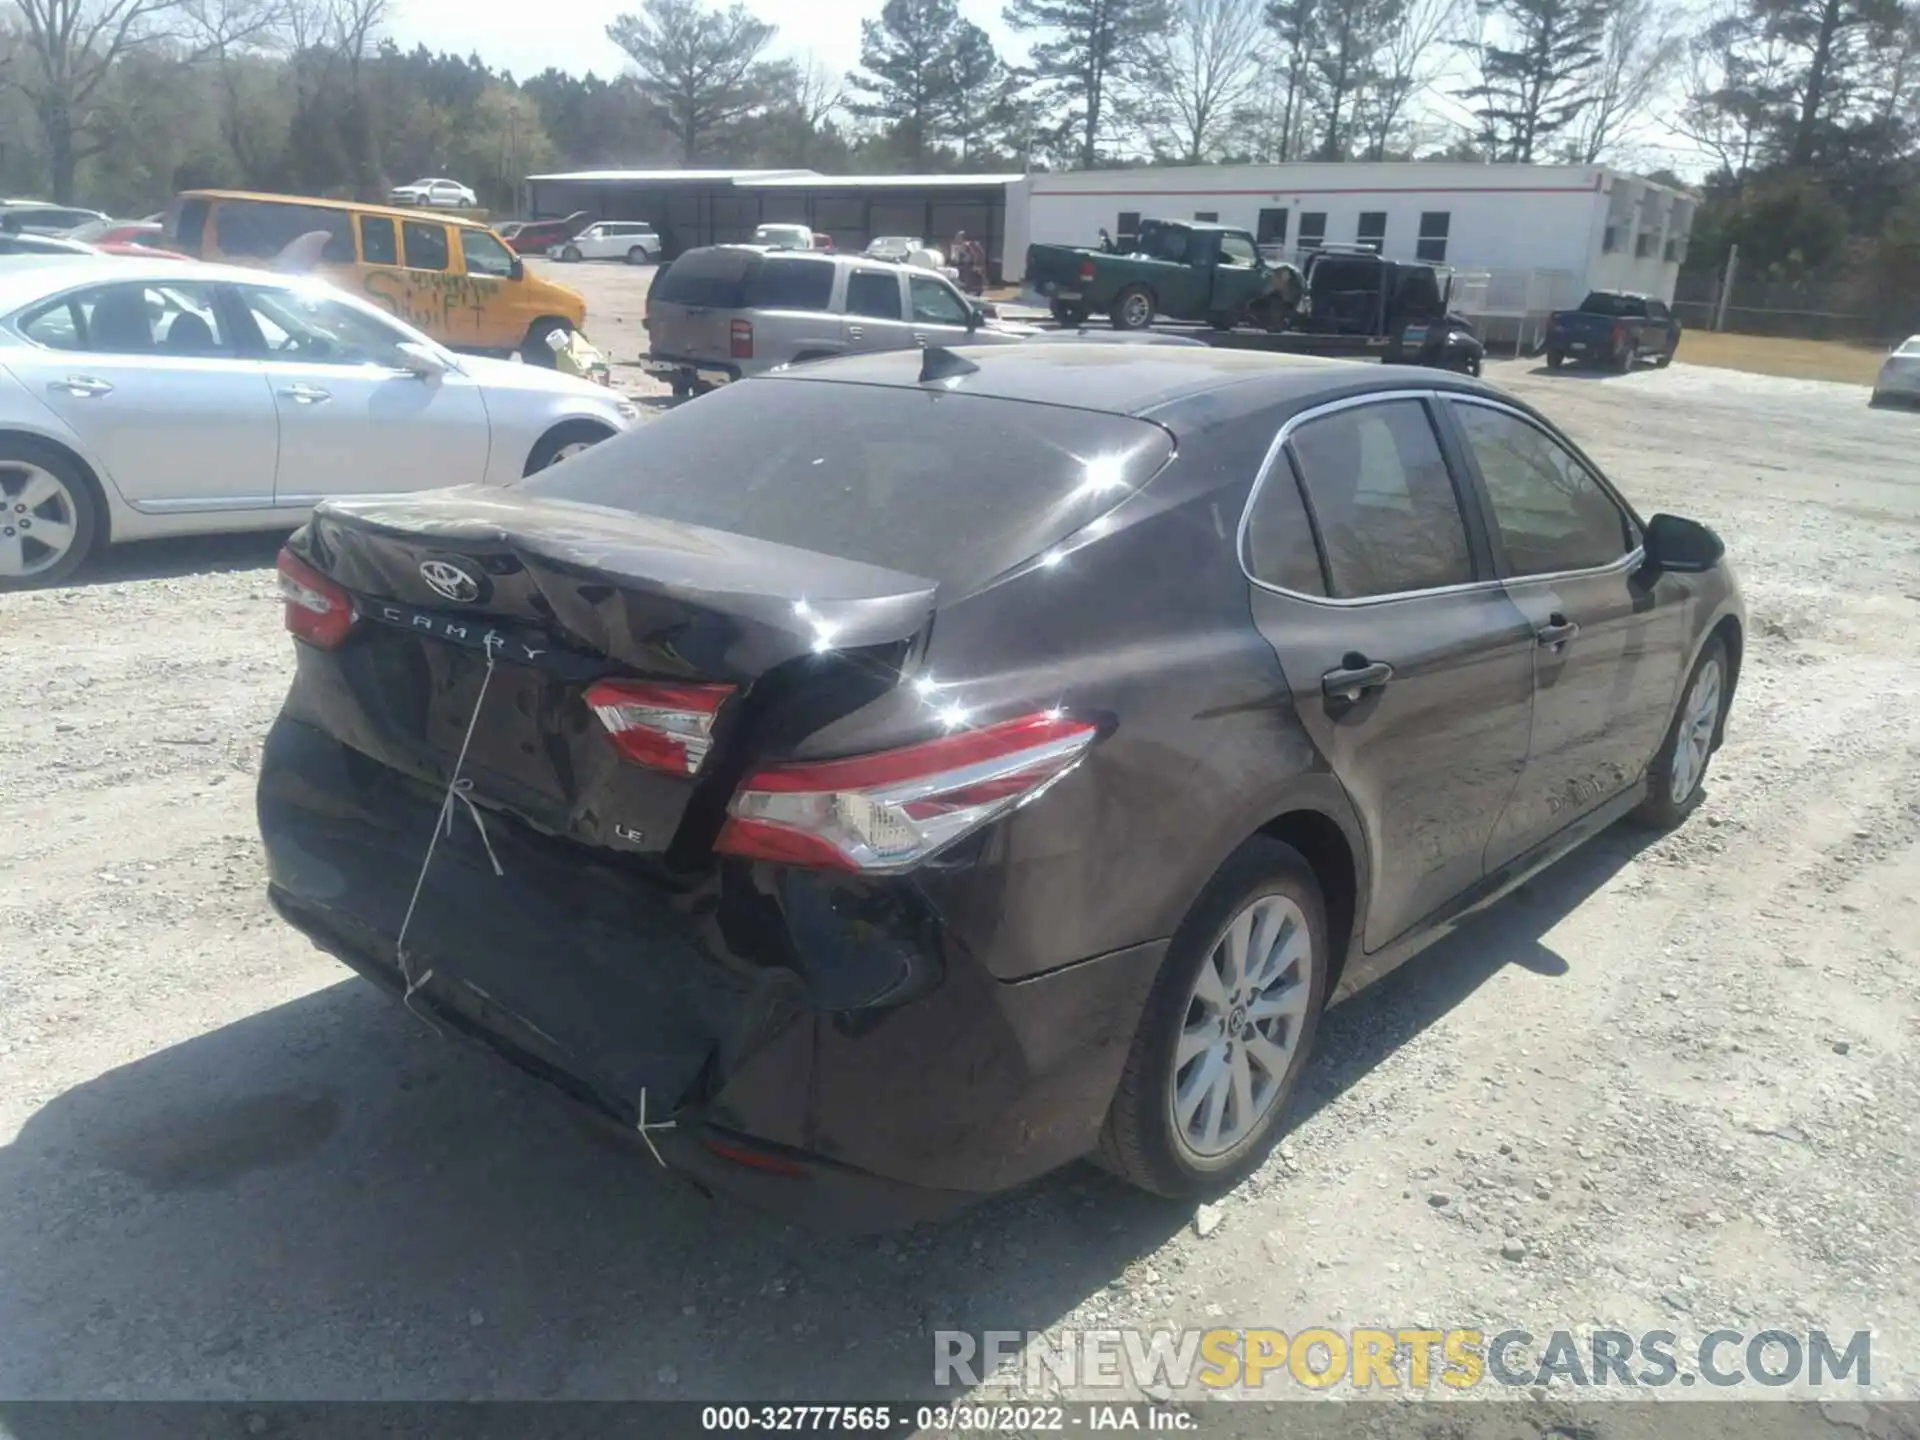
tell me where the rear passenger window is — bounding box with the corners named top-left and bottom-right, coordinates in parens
top-left (846, 270), bottom-right (902, 320)
top-left (402, 221), bottom-right (449, 271)
top-left (1243, 459), bottom-right (1327, 596)
top-left (360, 215), bottom-right (397, 265)
top-left (746, 256), bottom-right (835, 311)
top-left (1287, 399), bottom-right (1474, 599)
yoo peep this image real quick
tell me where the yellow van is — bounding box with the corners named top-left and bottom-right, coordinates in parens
top-left (162, 190), bottom-right (588, 364)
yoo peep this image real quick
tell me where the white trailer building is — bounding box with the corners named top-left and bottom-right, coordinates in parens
top-left (1002, 162), bottom-right (1696, 348)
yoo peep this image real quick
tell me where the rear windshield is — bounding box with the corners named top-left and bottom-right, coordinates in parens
top-left (651, 249), bottom-right (835, 311)
top-left (1578, 292), bottom-right (1646, 316)
top-left (517, 380), bottom-right (1174, 593)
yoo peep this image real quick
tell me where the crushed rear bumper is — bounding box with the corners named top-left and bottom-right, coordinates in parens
top-left (257, 716), bottom-right (1165, 1229)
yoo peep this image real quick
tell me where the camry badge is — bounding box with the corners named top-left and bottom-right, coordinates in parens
top-left (419, 558), bottom-right (484, 604)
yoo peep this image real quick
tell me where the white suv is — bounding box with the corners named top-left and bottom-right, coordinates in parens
top-left (557, 222), bottom-right (663, 265)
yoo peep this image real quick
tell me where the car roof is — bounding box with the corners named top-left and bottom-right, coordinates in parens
top-left (768, 342), bottom-right (1493, 429)
top-left (178, 190), bottom-right (492, 230)
top-left (0, 255), bottom-right (346, 311)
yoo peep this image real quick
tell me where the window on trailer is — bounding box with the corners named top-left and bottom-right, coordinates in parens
top-left (1117, 211), bottom-right (1141, 247)
top-left (1416, 211), bottom-right (1449, 263)
top-left (1257, 209), bottom-right (1289, 245)
top-left (1194, 211), bottom-right (1219, 222)
top-left (1357, 212), bottom-right (1387, 253)
top-left (1299, 212), bottom-right (1327, 250)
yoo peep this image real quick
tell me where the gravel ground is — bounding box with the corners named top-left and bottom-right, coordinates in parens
top-left (3, 265), bottom-right (1919, 1413)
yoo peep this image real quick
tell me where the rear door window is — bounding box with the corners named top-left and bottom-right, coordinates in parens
top-left (745, 255), bottom-right (834, 311)
top-left (360, 215), bottom-right (398, 265)
top-left (518, 381), bottom-right (1174, 594)
top-left (402, 221), bottom-right (450, 272)
top-left (1286, 399), bottom-right (1474, 599)
top-left (651, 249), bottom-right (754, 308)
top-left (846, 270), bottom-right (903, 320)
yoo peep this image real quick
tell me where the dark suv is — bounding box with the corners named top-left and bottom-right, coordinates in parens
top-left (258, 346), bottom-right (1744, 1229)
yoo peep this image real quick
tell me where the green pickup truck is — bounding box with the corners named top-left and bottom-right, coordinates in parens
top-left (1025, 219), bottom-right (1302, 332)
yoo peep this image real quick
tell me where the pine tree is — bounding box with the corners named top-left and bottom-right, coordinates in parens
top-left (1456, 0), bottom-right (1611, 162)
top-left (848, 0), bottom-right (968, 168)
top-left (1002, 0), bottom-right (1170, 167)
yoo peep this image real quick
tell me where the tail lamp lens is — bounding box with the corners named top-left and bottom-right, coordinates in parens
top-left (277, 548), bottom-right (355, 649)
top-left (1078, 259), bottom-right (1096, 282)
top-left (716, 712), bottom-right (1098, 872)
top-left (586, 679), bottom-right (735, 775)
top-left (730, 319), bottom-right (753, 359)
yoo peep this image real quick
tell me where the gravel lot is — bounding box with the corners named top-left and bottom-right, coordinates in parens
top-left (3, 261), bottom-right (1919, 1412)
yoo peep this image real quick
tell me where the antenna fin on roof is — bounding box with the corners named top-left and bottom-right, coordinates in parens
top-left (919, 346), bottom-right (980, 384)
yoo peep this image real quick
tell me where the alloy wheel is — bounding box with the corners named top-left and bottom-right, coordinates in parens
top-left (547, 441), bottom-right (599, 467)
top-left (1168, 893), bottom-right (1314, 1160)
top-left (1122, 292), bottom-right (1152, 328)
top-left (1668, 657), bottom-right (1723, 804)
top-left (0, 462), bottom-right (79, 580)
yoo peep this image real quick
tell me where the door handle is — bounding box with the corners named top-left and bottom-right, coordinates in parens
top-left (1536, 614), bottom-right (1580, 648)
top-left (1321, 657), bottom-right (1394, 702)
top-left (846, 324), bottom-right (864, 340)
top-left (52, 375), bottom-right (113, 398)
top-left (911, 331), bottom-right (928, 345)
top-left (279, 384), bottom-right (332, 405)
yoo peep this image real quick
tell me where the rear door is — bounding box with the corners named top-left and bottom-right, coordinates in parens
top-left (842, 267), bottom-right (911, 353)
top-left (2, 278), bottom-right (279, 509)
top-left (741, 253), bottom-right (842, 361)
top-left (1440, 396), bottom-right (1685, 868)
top-left (1240, 392), bottom-right (1536, 951)
top-left (228, 282), bottom-right (489, 506)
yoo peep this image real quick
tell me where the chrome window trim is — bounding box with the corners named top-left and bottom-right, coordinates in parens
top-left (1442, 392), bottom-right (1645, 571)
top-left (1235, 387), bottom-right (1502, 609)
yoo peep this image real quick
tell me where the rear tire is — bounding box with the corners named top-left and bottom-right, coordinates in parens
top-left (1654, 347), bottom-right (1674, 368)
top-left (627, 246), bottom-right (651, 265)
top-left (1546, 349), bottom-right (1564, 370)
top-left (1613, 342), bottom-right (1634, 373)
top-left (521, 317), bottom-right (571, 368)
top-left (0, 437), bottom-right (102, 591)
top-left (1110, 285), bottom-right (1155, 331)
top-left (523, 420), bottom-right (614, 475)
top-left (1633, 637), bottom-right (1730, 829)
top-left (1098, 837), bottom-right (1329, 1198)
top-left (1049, 302), bottom-right (1089, 328)
top-left (558, 245), bottom-right (582, 263)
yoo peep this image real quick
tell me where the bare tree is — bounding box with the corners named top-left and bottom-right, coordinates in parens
top-left (1357, 0), bottom-right (1461, 157)
top-left (179, 0), bottom-right (290, 182)
top-left (9, 0), bottom-right (181, 200)
top-left (1669, 3), bottom-right (1797, 180)
top-left (1139, 0), bottom-right (1265, 160)
top-left (1570, 0), bottom-right (1682, 161)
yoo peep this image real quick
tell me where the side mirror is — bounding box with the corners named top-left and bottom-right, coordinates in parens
top-left (395, 341), bottom-right (448, 381)
top-left (1642, 513), bottom-right (1725, 573)
top-left (967, 302), bottom-right (985, 331)
top-left (510, 257), bottom-right (525, 281)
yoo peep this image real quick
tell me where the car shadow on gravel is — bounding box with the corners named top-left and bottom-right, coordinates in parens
top-left (63, 530), bottom-right (291, 589)
top-left (0, 826), bottom-right (1653, 1402)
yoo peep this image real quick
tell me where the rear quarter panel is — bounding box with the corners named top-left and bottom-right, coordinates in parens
top-left (790, 392), bottom-right (1368, 983)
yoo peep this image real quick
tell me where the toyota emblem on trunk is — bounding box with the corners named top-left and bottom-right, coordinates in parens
top-left (419, 558), bottom-right (485, 604)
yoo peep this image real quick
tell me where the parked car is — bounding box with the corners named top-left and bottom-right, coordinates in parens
top-left (256, 344), bottom-right (1744, 1229)
top-left (504, 212), bottom-right (593, 257)
top-left (1026, 219), bottom-right (1300, 331)
top-left (557, 221), bottom-right (662, 265)
top-left (0, 234), bottom-right (97, 259)
top-left (0, 257), bottom-right (634, 589)
top-left (641, 245), bottom-right (1034, 396)
top-left (495, 221), bottom-right (526, 241)
top-left (811, 233), bottom-right (835, 252)
top-left (751, 223), bottom-right (814, 251)
top-left (65, 219), bottom-right (171, 250)
top-left (164, 191), bottom-right (587, 365)
top-left (1869, 336), bottom-right (1920, 408)
top-left (1545, 292), bottom-right (1681, 371)
top-left (864, 235), bottom-right (923, 261)
top-left (1382, 313), bottom-right (1484, 377)
top-left (390, 178), bottom-right (479, 209)
top-left (0, 203), bottom-right (112, 235)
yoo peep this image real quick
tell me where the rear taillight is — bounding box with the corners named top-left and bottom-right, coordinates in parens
top-left (716, 712), bottom-right (1099, 872)
top-left (1078, 259), bottom-right (1096, 282)
top-left (730, 318), bottom-right (753, 359)
top-left (1613, 323), bottom-right (1627, 348)
top-left (277, 548), bottom-right (355, 650)
top-left (586, 679), bottom-right (735, 775)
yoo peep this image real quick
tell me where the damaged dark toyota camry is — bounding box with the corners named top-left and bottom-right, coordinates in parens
top-left (258, 344), bottom-right (1744, 1229)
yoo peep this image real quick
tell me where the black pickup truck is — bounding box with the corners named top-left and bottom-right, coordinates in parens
top-left (1545, 291), bottom-right (1681, 371)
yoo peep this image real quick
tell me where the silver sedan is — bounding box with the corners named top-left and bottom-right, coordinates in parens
top-left (0, 257), bottom-right (636, 588)
top-left (1870, 336), bottom-right (1920, 409)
